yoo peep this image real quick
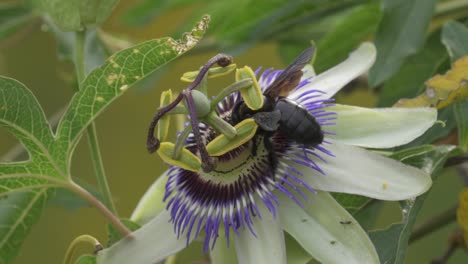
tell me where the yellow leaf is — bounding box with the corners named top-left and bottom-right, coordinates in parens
top-left (394, 56), bottom-right (468, 109)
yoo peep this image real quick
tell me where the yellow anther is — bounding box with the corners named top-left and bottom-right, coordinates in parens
top-left (157, 142), bottom-right (201, 172)
top-left (157, 89), bottom-right (173, 142)
top-left (206, 118), bottom-right (258, 156)
top-left (236, 66), bottom-right (264, 110)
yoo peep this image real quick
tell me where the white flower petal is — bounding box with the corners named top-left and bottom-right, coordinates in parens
top-left (211, 234), bottom-right (238, 264)
top-left (97, 210), bottom-right (187, 264)
top-left (290, 42), bottom-right (376, 101)
top-left (299, 142), bottom-right (431, 200)
top-left (234, 203), bottom-right (287, 264)
top-left (130, 172), bottom-right (168, 224)
top-left (326, 104), bottom-right (437, 148)
top-left (301, 64), bottom-right (316, 80)
top-left (279, 191), bottom-right (379, 264)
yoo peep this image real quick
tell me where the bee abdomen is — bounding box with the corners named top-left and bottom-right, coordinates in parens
top-left (276, 98), bottom-right (324, 146)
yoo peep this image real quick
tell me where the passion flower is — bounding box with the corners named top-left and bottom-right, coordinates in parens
top-left (97, 43), bottom-right (437, 264)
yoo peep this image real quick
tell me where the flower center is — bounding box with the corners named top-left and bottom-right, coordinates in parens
top-left (163, 69), bottom-right (334, 252)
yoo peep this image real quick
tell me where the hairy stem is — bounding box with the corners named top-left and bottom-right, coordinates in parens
top-left (67, 181), bottom-right (131, 237)
top-left (63, 234), bottom-right (101, 264)
top-left (409, 204), bottom-right (458, 243)
top-left (74, 29), bottom-right (118, 214)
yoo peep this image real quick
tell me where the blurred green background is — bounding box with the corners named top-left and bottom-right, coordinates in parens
top-left (0, 0), bottom-right (467, 263)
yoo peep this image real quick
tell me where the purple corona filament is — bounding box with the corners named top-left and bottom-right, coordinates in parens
top-left (162, 67), bottom-right (337, 252)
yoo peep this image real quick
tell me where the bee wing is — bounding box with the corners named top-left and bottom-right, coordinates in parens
top-left (264, 46), bottom-right (315, 98)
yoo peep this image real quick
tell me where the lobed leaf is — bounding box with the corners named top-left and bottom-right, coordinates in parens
top-left (0, 79), bottom-right (61, 264)
top-left (0, 78), bottom-right (55, 162)
top-left (0, 189), bottom-right (51, 264)
top-left (0, 16), bottom-right (209, 264)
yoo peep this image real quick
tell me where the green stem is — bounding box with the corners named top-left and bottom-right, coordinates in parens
top-left (74, 30), bottom-right (86, 86)
top-left (409, 204), bottom-right (458, 243)
top-left (67, 181), bottom-right (131, 237)
top-left (63, 234), bottom-right (101, 264)
top-left (74, 29), bottom-right (118, 214)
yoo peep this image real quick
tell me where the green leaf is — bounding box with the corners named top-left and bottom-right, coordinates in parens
top-left (31, 0), bottom-right (119, 31)
top-left (441, 21), bottom-right (468, 152)
top-left (369, 0), bottom-right (437, 86)
top-left (442, 21), bottom-right (468, 61)
top-left (75, 255), bottom-right (97, 264)
top-left (0, 189), bottom-right (51, 264)
top-left (0, 3), bottom-right (35, 40)
top-left (32, 0), bottom-right (80, 31)
top-left (389, 145), bottom-right (437, 161)
top-left (53, 16), bottom-right (210, 168)
top-left (0, 78), bottom-right (56, 162)
top-left (377, 31), bottom-right (448, 107)
top-left (315, 2), bottom-right (382, 73)
top-left (0, 78), bottom-right (62, 264)
top-left (332, 193), bottom-right (371, 214)
top-left (123, 0), bottom-right (203, 26)
top-left (369, 223), bottom-right (403, 263)
top-left (44, 21), bottom-right (109, 74)
top-left (285, 232), bottom-right (313, 264)
top-left (393, 56), bottom-right (468, 109)
top-left (106, 219), bottom-right (140, 247)
top-left (168, 0), bottom-right (360, 52)
top-left (369, 145), bottom-right (456, 264)
top-left (454, 101), bottom-right (468, 151)
top-left (0, 17), bottom-right (209, 263)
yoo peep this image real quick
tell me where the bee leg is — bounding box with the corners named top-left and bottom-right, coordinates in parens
top-left (263, 133), bottom-right (278, 172)
top-left (251, 133), bottom-right (259, 156)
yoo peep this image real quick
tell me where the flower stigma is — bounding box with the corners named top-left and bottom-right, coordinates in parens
top-left (163, 65), bottom-right (337, 252)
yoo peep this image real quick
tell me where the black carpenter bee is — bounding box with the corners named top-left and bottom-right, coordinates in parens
top-left (231, 47), bottom-right (324, 155)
